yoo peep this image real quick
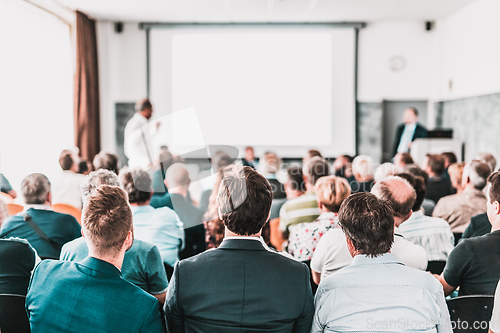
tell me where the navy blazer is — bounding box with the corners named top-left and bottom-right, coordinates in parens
top-left (26, 257), bottom-right (164, 333)
top-left (164, 238), bottom-right (314, 333)
top-left (392, 122), bottom-right (428, 156)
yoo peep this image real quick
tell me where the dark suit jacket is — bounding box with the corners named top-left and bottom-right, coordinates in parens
top-left (461, 213), bottom-right (492, 241)
top-left (392, 122), bottom-right (428, 156)
top-left (26, 257), bottom-right (164, 332)
top-left (164, 238), bottom-right (314, 333)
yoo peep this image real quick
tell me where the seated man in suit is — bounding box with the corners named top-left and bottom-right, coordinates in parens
top-left (26, 185), bottom-right (164, 332)
top-left (423, 154), bottom-right (453, 205)
top-left (392, 106), bottom-right (427, 157)
top-left (312, 192), bottom-right (452, 333)
top-left (60, 169), bottom-right (169, 304)
top-left (0, 173), bottom-right (81, 259)
top-left (164, 165), bottom-right (314, 333)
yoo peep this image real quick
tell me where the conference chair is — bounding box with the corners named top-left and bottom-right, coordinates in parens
top-left (269, 218), bottom-right (286, 251)
top-left (6, 203), bottom-right (22, 216)
top-left (446, 295), bottom-right (494, 333)
top-left (0, 294), bottom-right (31, 333)
top-left (52, 203), bottom-right (82, 224)
top-left (0, 192), bottom-right (14, 204)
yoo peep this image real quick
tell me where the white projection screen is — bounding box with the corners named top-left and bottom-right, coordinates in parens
top-left (150, 26), bottom-right (356, 158)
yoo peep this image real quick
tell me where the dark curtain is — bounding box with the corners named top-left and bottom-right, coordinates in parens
top-left (74, 11), bottom-right (100, 161)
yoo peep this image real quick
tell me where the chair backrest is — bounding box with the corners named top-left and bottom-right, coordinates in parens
top-left (0, 294), bottom-right (31, 333)
top-left (6, 203), bottom-right (23, 216)
top-left (52, 204), bottom-right (82, 224)
top-left (446, 295), bottom-right (494, 333)
top-left (269, 218), bottom-right (285, 251)
top-left (0, 192), bottom-right (14, 204)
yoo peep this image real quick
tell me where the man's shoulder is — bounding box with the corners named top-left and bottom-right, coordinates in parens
top-left (30, 209), bottom-right (78, 222)
top-left (60, 237), bottom-right (87, 260)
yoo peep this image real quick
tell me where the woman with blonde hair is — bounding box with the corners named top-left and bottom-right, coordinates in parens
top-left (448, 162), bottom-right (465, 194)
top-left (287, 175), bottom-right (351, 261)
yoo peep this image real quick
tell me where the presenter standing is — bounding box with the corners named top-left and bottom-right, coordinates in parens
top-left (124, 98), bottom-right (161, 169)
top-left (392, 107), bottom-right (427, 157)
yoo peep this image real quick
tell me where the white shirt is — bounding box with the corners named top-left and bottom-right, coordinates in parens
top-left (397, 123), bottom-right (417, 153)
top-left (490, 280), bottom-right (500, 332)
top-left (51, 170), bottom-right (86, 209)
top-left (311, 227), bottom-right (427, 281)
top-left (312, 253), bottom-right (453, 333)
top-left (124, 113), bottom-right (160, 169)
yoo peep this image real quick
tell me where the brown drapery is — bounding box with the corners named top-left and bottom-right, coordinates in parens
top-left (74, 11), bottom-right (101, 161)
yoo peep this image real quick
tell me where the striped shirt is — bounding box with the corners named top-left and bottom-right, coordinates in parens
top-left (398, 210), bottom-right (455, 261)
top-left (279, 191), bottom-right (320, 232)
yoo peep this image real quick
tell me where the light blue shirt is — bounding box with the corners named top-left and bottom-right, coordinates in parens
top-left (131, 205), bottom-right (185, 266)
top-left (312, 253), bottom-right (452, 333)
top-left (397, 123), bottom-right (417, 153)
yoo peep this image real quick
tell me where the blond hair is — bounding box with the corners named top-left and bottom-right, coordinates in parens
top-left (315, 176), bottom-right (351, 213)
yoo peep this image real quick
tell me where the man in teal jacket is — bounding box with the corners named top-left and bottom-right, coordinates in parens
top-left (26, 185), bottom-right (164, 333)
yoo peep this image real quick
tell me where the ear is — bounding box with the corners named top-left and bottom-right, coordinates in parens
top-left (344, 234), bottom-right (356, 258)
top-left (494, 201), bottom-right (500, 215)
top-left (318, 201), bottom-right (324, 210)
top-left (46, 191), bottom-right (52, 206)
top-left (404, 210), bottom-right (412, 223)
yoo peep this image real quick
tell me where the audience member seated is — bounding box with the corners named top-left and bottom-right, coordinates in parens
top-left (119, 168), bottom-right (184, 269)
top-left (404, 164), bottom-right (436, 215)
top-left (279, 157), bottom-right (329, 233)
top-left (241, 146), bottom-right (258, 169)
top-left (198, 151), bottom-right (233, 214)
top-left (393, 152), bottom-right (414, 172)
top-left (51, 149), bottom-right (86, 208)
top-left (433, 160), bottom-right (491, 233)
top-left (311, 192), bottom-right (452, 333)
top-left (165, 163), bottom-right (205, 259)
top-left (270, 165), bottom-right (305, 221)
top-left (333, 154), bottom-right (355, 184)
top-left (0, 237), bottom-right (40, 295)
top-left (258, 151), bottom-right (286, 199)
top-left (0, 172), bottom-right (17, 199)
top-left (26, 186), bottom-right (164, 332)
top-left (350, 155), bottom-right (374, 193)
top-left (435, 171), bottom-right (500, 296)
top-left (396, 173), bottom-right (454, 264)
top-left (448, 162), bottom-right (465, 194)
top-left (93, 151), bottom-right (119, 174)
top-left (164, 165), bottom-right (314, 332)
top-left (0, 173), bottom-right (81, 259)
top-left (203, 170), bottom-right (225, 249)
top-left (151, 146), bottom-right (174, 195)
top-left (287, 176), bottom-right (350, 261)
top-left (311, 176), bottom-right (427, 284)
top-left (461, 212), bottom-right (491, 240)
top-left (60, 169), bottom-right (169, 304)
top-left (373, 162), bottom-right (396, 183)
top-left (489, 280), bottom-right (500, 333)
top-left (441, 151), bottom-right (458, 182)
top-left (477, 152), bottom-right (497, 173)
top-left (424, 154), bottom-right (453, 204)
top-left (77, 159), bottom-right (92, 175)
top-left (303, 149), bottom-right (323, 165)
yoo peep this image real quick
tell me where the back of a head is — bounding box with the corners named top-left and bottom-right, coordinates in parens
top-left (371, 176), bottom-right (416, 219)
top-left (464, 160), bottom-right (491, 190)
top-left (442, 152), bottom-right (458, 167)
top-left (476, 152), bottom-right (497, 172)
top-left (448, 162), bottom-right (465, 188)
top-left (397, 153), bottom-right (414, 165)
top-left (93, 152), bottom-right (119, 175)
top-left (352, 155), bottom-right (374, 179)
top-left (81, 169), bottom-right (121, 202)
top-left (135, 98), bottom-right (152, 113)
top-left (22, 173), bottom-right (51, 205)
top-left (303, 157), bottom-right (330, 185)
top-left (82, 185), bottom-right (132, 256)
top-left (59, 150), bottom-right (75, 171)
top-left (158, 147), bottom-right (174, 171)
top-left (404, 164), bottom-right (429, 185)
top-left (487, 171), bottom-right (500, 204)
top-left (286, 166), bottom-right (305, 192)
top-left (395, 173), bottom-right (426, 212)
top-left (338, 192), bottom-right (394, 257)
top-left (165, 163), bottom-right (190, 189)
top-left (212, 151), bottom-right (232, 172)
top-left (119, 168), bottom-right (152, 204)
top-left (374, 163), bottom-right (397, 183)
top-left (426, 154), bottom-right (445, 176)
top-left (261, 152), bottom-right (280, 175)
top-left (315, 176), bottom-right (351, 213)
top-left (217, 165), bottom-right (272, 236)
top-left (308, 149), bottom-right (322, 159)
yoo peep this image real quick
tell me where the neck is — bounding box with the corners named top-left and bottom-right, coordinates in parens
top-left (355, 175), bottom-right (373, 183)
top-left (305, 182), bottom-right (315, 192)
top-left (463, 183), bottom-right (478, 191)
top-left (88, 249), bottom-right (125, 270)
top-left (319, 206), bottom-right (331, 213)
top-left (287, 190), bottom-right (303, 199)
top-left (130, 201), bottom-right (150, 206)
top-left (225, 228), bottom-right (261, 238)
top-left (169, 187), bottom-right (188, 197)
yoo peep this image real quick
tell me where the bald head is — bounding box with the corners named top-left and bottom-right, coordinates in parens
top-left (371, 176), bottom-right (416, 227)
top-left (165, 163), bottom-right (190, 195)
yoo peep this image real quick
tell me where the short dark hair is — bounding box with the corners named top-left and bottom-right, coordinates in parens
top-left (217, 165), bottom-right (272, 236)
top-left (408, 107), bottom-right (418, 116)
top-left (426, 154), bottom-right (445, 176)
top-left (395, 173), bottom-right (426, 211)
top-left (338, 192), bottom-right (394, 257)
top-left (487, 171), bottom-right (500, 204)
top-left (136, 98), bottom-right (152, 112)
top-left (93, 152), bottom-right (119, 174)
top-left (82, 185), bottom-right (132, 255)
top-left (59, 150), bottom-right (74, 171)
top-left (442, 152), bottom-right (458, 166)
top-left (119, 168), bottom-right (152, 204)
top-left (404, 164), bottom-right (429, 185)
top-left (308, 149), bottom-right (322, 159)
top-left (371, 176), bottom-right (416, 219)
top-left (304, 157), bottom-right (330, 185)
top-left (287, 166), bottom-right (305, 191)
top-left (398, 153), bottom-right (414, 165)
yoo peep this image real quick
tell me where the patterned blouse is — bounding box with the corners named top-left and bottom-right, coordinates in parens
top-left (287, 212), bottom-right (340, 261)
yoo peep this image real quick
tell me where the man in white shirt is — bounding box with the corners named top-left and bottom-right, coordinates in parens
top-left (312, 192), bottom-right (452, 333)
top-left (124, 98), bottom-right (161, 169)
top-left (51, 150), bottom-right (85, 208)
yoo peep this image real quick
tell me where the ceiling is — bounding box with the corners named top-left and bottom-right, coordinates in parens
top-left (54, 0), bottom-right (477, 23)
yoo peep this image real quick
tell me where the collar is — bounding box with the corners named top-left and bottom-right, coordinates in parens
top-left (351, 252), bottom-right (404, 266)
top-left (79, 257), bottom-right (122, 277)
top-left (218, 238), bottom-right (267, 251)
top-left (23, 205), bottom-right (53, 212)
top-left (130, 205), bottom-right (155, 212)
top-left (133, 112), bottom-right (149, 123)
top-left (405, 122), bottom-right (417, 129)
top-left (394, 226), bottom-right (405, 238)
top-left (462, 188), bottom-right (486, 197)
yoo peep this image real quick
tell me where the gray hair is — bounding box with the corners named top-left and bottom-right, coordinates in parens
top-left (463, 160), bottom-right (491, 190)
top-left (476, 152), bottom-right (497, 172)
top-left (352, 155), bottom-right (374, 178)
top-left (374, 162), bottom-right (397, 183)
top-left (81, 169), bottom-right (121, 202)
top-left (21, 173), bottom-right (51, 205)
